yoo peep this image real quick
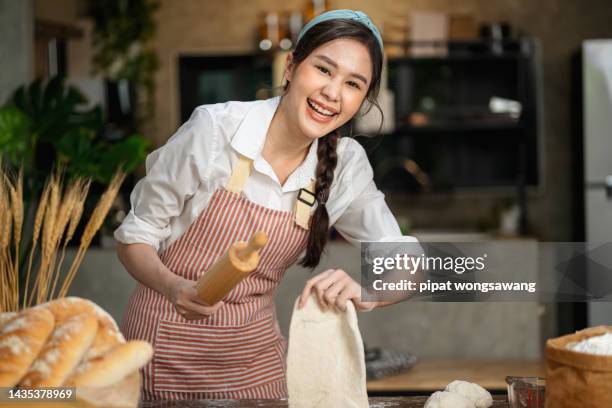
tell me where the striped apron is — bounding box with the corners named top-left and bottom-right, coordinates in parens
top-left (121, 156), bottom-right (311, 400)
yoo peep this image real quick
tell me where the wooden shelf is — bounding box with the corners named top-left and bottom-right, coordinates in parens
top-left (392, 122), bottom-right (525, 134)
top-left (385, 38), bottom-right (534, 61)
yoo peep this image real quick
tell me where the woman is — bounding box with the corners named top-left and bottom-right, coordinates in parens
top-left (115, 9), bottom-right (415, 401)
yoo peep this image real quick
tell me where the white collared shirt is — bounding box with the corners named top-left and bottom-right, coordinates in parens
top-left (114, 96), bottom-right (417, 254)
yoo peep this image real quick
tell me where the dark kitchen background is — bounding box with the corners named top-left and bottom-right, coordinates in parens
top-left (2, 0), bottom-right (612, 395)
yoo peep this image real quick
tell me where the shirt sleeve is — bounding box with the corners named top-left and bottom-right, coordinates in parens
top-left (332, 139), bottom-right (421, 247)
top-left (113, 107), bottom-right (217, 252)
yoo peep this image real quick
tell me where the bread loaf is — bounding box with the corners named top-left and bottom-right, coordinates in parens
top-left (4, 296), bottom-right (152, 408)
top-left (66, 340), bottom-right (153, 388)
top-left (0, 311), bottom-right (17, 328)
top-left (86, 301), bottom-right (125, 359)
top-left (34, 297), bottom-right (136, 387)
top-left (19, 312), bottom-right (98, 387)
top-left (0, 307), bottom-right (55, 387)
top-left (43, 297), bottom-right (97, 323)
top-left (43, 297), bottom-right (125, 359)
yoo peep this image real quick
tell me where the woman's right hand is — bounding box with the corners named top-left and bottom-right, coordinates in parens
top-left (164, 275), bottom-right (224, 320)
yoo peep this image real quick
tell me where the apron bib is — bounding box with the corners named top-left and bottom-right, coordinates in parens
top-left (121, 156), bottom-right (313, 400)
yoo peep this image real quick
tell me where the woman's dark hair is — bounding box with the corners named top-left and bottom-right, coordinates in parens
top-left (282, 19), bottom-right (384, 268)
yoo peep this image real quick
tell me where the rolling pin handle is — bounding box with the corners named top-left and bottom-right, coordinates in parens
top-left (236, 231), bottom-right (268, 261)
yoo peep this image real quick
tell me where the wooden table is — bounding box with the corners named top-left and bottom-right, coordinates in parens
top-left (367, 359), bottom-right (545, 393)
top-left (137, 359), bottom-right (542, 407)
top-left (141, 396), bottom-right (510, 407)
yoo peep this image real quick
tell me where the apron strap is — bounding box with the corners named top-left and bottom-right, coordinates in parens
top-left (295, 179), bottom-right (316, 230)
top-left (226, 155), bottom-right (316, 230)
top-left (226, 155), bottom-right (253, 193)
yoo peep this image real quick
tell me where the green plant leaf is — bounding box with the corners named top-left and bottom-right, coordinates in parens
top-left (4, 73), bottom-right (149, 191)
top-left (56, 128), bottom-right (95, 160)
top-left (10, 76), bottom-right (102, 144)
top-left (0, 106), bottom-right (35, 167)
top-left (98, 134), bottom-right (150, 178)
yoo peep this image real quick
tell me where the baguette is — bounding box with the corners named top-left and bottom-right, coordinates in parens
top-left (43, 297), bottom-right (97, 323)
top-left (86, 301), bottom-right (125, 359)
top-left (0, 311), bottom-right (17, 328)
top-left (66, 340), bottom-right (153, 388)
top-left (0, 307), bottom-right (55, 387)
top-left (44, 297), bottom-right (125, 359)
top-left (19, 312), bottom-right (98, 387)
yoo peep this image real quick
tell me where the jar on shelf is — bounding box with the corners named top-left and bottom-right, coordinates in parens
top-left (258, 11), bottom-right (280, 51)
top-left (304, 0), bottom-right (327, 23)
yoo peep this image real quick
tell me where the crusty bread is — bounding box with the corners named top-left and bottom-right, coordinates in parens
top-left (85, 301), bottom-right (125, 360)
top-left (66, 340), bottom-right (153, 388)
top-left (19, 312), bottom-right (98, 387)
top-left (0, 311), bottom-right (18, 328)
top-left (43, 297), bottom-right (97, 323)
top-left (88, 300), bottom-right (121, 333)
top-left (0, 307), bottom-right (55, 387)
top-left (5, 297), bottom-right (152, 403)
top-left (43, 296), bottom-right (125, 359)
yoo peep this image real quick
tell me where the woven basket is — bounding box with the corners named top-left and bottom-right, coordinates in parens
top-left (545, 325), bottom-right (612, 408)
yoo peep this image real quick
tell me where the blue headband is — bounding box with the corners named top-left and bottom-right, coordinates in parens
top-left (296, 9), bottom-right (384, 52)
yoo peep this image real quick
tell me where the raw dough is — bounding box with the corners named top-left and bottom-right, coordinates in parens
top-left (424, 391), bottom-right (475, 408)
top-left (445, 380), bottom-right (493, 408)
top-left (286, 295), bottom-right (368, 408)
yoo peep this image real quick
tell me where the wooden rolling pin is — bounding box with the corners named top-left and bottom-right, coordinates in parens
top-left (195, 231), bottom-right (268, 305)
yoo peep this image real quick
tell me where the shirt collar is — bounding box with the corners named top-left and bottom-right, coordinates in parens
top-left (231, 96), bottom-right (318, 191)
top-left (230, 96), bottom-right (280, 160)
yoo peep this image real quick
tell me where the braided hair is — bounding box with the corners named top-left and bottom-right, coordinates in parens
top-left (283, 19), bottom-right (384, 268)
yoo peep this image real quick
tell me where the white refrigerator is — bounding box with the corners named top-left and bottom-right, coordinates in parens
top-left (583, 39), bottom-right (612, 325)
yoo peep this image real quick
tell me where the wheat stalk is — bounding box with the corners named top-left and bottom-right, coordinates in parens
top-left (59, 171), bottom-right (125, 297)
top-left (0, 176), bottom-right (6, 308)
top-left (0, 177), bottom-right (11, 252)
top-left (0, 261), bottom-right (6, 312)
top-left (31, 174), bottom-right (60, 305)
top-left (66, 179), bottom-right (91, 243)
top-left (0, 176), bottom-right (8, 312)
top-left (1, 164), bottom-right (126, 311)
top-left (44, 166), bottom-right (68, 292)
top-left (12, 169), bottom-right (23, 262)
top-left (0, 159), bottom-right (4, 312)
top-left (2, 177), bottom-right (14, 310)
top-left (6, 169), bottom-right (24, 310)
top-left (23, 180), bottom-right (50, 309)
top-left (0, 175), bottom-right (15, 311)
top-left (48, 178), bottom-right (89, 300)
top-left (47, 183), bottom-right (76, 301)
top-left (0, 259), bottom-right (7, 312)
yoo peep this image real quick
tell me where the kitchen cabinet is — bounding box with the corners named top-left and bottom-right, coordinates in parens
top-left (179, 55), bottom-right (272, 123)
top-left (363, 38), bottom-right (541, 193)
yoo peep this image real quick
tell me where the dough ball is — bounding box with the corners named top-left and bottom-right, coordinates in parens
top-left (445, 380), bottom-right (493, 408)
top-left (424, 391), bottom-right (475, 408)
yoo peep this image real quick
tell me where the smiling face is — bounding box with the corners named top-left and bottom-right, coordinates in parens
top-left (283, 38), bottom-right (373, 141)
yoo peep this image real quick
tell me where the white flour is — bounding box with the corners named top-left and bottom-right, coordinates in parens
top-left (0, 335), bottom-right (30, 354)
top-left (569, 332), bottom-right (612, 356)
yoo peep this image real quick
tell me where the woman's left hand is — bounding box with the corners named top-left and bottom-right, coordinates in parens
top-left (298, 269), bottom-right (377, 312)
